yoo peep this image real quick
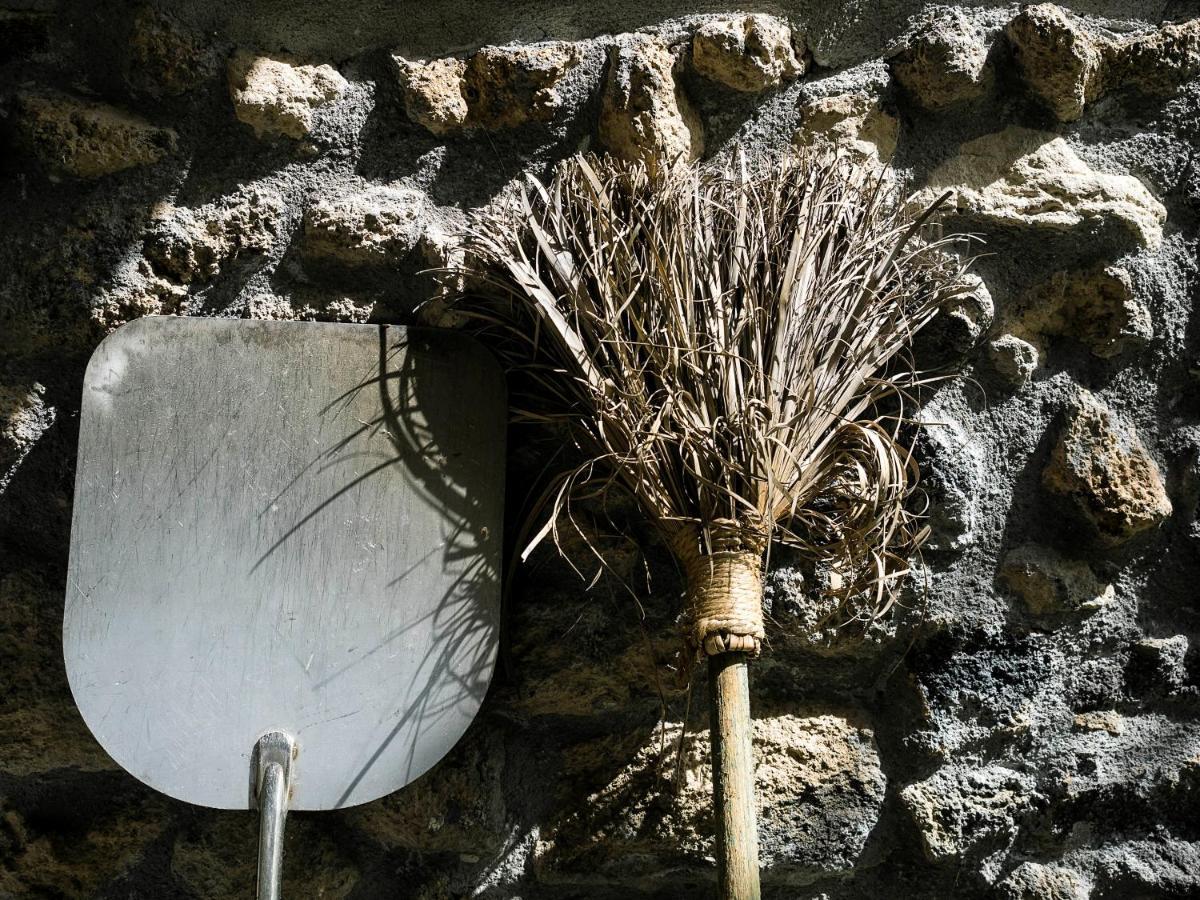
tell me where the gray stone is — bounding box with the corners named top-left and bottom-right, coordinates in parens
top-left (143, 189), bottom-right (286, 285)
top-left (923, 272), bottom-right (994, 358)
top-left (1128, 636), bottom-right (1190, 694)
top-left (919, 412), bottom-right (986, 553)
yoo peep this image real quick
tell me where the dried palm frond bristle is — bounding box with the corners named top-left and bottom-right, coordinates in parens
top-left (452, 151), bottom-right (970, 647)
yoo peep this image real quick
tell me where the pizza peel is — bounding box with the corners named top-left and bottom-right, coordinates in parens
top-left (63, 317), bottom-right (505, 897)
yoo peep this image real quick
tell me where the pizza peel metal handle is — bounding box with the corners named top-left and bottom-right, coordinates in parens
top-left (252, 732), bottom-right (295, 900)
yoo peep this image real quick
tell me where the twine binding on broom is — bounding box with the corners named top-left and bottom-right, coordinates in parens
top-left (672, 520), bottom-right (767, 657)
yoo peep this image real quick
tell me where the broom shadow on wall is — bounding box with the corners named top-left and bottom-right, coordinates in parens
top-left (251, 324), bottom-right (502, 807)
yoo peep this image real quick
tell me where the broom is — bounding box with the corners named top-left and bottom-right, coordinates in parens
top-left (449, 151), bottom-right (970, 899)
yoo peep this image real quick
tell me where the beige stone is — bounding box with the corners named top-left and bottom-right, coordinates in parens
top-left (599, 35), bottom-right (703, 173)
top-left (911, 127), bottom-right (1166, 248)
top-left (1006, 4), bottom-right (1105, 122)
top-left (998, 861), bottom-right (1092, 900)
top-left (1042, 390), bottom-right (1172, 546)
top-left (1020, 264), bottom-right (1151, 359)
top-left (11, 90), bottom-right (176, 179)
top-left (1000, 544), bottom-right (1113, 616)
top-left (395, 56), bottom-right (470, 134)
top-left (794, 92), bottom-right (898, 163)
top-left (302, 185), bottom-right (429, 268)
top-left (1073, 710), bottom-right (1125, 735)
top-left (91, 262), bottom-right (189, 331)
top-left (395, 43), bottom-right (576, 134)
top-left (464, 43), bottom-right (577, 129)
top-left (1006, 9), bottom-right (1199, 119)
top-left (227, 50), bottom-right (348, 139)
top-left (691, 14), bottom-right (805, 92)
top-left (1105, 19), bottom-right (1200, 96)
top-left (892, 8), bottom-right (993, 109)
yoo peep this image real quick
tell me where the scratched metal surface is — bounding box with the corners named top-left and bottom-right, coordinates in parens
top-left (64, 317), bottom-right (505, 810)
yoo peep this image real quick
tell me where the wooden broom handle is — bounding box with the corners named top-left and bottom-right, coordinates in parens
top-left (709, 651), bottom-right (761, 900)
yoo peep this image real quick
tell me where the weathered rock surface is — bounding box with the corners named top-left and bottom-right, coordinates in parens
top-left (346, 727), bottom-right (507, 855)
top-left (1007, 8), bottom-right (1200, 121)
top-left (0, 791), bottom-right (168, 898)
top-left (1000, 544), bottom-right (1113, 617)
top-left (394, 43), bottom-right (576, 134)
top-left (599, 35), bottom-right (703, 172)
top-left (912, 127), bottom-right (1167, 248)
top-left (1006, 4), bottom-right (1104, 122)
top-left (691, 14), bottom-right (805, 92)
top-left (1020, 265), bottom-right (1151, 359)
top-left (987, 334), bottom-right (1039, 389)
top-left (891, 8), bottom-right (992, 110)
top-left (1128, 635), bottom-right (1190, 695)
top-left (997, 862), bottom-right (1090, 900)
top-left (227, 50), bottom-right (348, 139)
top-left (901, 765), bottom-right (1035, 874)
top-left (173, 815), bottom-right (358, 898)
top-left (1042, 390), bottom-right (1172, 546)
top-left (545, 711), bottom-right (885, 877)
top-left (143, 190), bottom-right (286, 285)
top-left (0, 383), bottom-right (54, 494)
top-left (393, 56), bottom-right (468, 134)
top-left (916, 411), bottom-right (986, 553)
top-left (10, 90), bottom-right (176, 178)
top-left (125, 6), bottom-right (213, 96)
top-left (793, 91), bottom-right (897, 163)
top-left (919, 272), bottom-right (994, 360)
top-left (1105, 19), bottom-right (1200, 97)
top-left (301, 185), bottom-right (429, 269)
top-left (465, 44), bottom-right (577, 129)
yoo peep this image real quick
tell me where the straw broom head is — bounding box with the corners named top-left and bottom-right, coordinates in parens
top-left (451, 151), bottom-right (972, 657)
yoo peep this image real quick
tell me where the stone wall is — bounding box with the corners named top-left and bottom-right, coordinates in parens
top-left (2, 2), bottom-right (1199, 897)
